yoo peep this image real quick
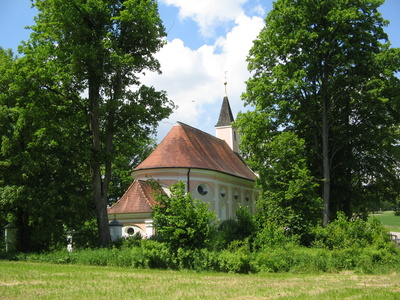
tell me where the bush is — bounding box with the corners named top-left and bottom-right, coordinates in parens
top-left (215, 206), bottom-right (257, 250)
top-left (10, 219), bottom-right (400, 274)
top-left (253, 223), bottom-right (299, 250)
top-left (152, 181), bottom-right (216, 251)
top-left (20, 250), bottom-right (76, 264)
top-left (215, 219), bottom-right (238, 249)
top-left (110, 233), bottom-right (142, 249)
top-left (356, 247), bottom-right (400, 273)
top-left (105, 248), bottom-right (133, 267)
top-left (217, 247), bottom-right (251, 274)
top-left (74, 248), bottom-right (110, 266)
top-left (311, 212), bottom-right (392, 250)
top-left (251, 248), bottom-right (291, 273)
top-left (140, 240), bottom-right (177, 269)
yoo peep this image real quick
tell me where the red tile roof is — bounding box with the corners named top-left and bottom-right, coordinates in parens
top-left (108, 180), bottom-right (158, 214)
top-left (134, 122), bottom-right (256, 181)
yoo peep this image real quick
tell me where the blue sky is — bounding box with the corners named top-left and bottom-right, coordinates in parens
top-left (1, 0), bottom-right (399, 140)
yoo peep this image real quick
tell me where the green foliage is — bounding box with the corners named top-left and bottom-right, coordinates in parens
top-left (152, 181), bottom-right (217, 251)
top-left (253, 223), bottom-right (300, 250)
top-left (141, 240), bottom-right (181, 269)
top-left (237, 0), bottom-right (400, 224)
top-left (312, 212), bottom-right (393, 250)
top-left (217, 248), bottom-right (251, 274)
top-left (215, 205), bottom-right (257, 249)
top-left (245, 131), bottom-right (322, 237)
top-left (10, 201), bottom-right (400, 274)
top-left (71, 219), bottom-right (100, 249)
top-left (0, 48), bottom-right (94, 252)
top-left (0, 0), bottom-right (175, 249)
top-left (110, 232), bottom-right (143, 249)
top-left (16, 237), bottom-right (400, 274)
top-left (11, 212), bottom-right (400, 273)
top-left (394, 199), bottom-right (400, 216)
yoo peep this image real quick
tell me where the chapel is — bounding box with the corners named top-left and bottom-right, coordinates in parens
top-left (107, 90), bottom-right (257, 239)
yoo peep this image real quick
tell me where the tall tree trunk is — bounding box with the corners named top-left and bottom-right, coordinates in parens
top-left (102, 71), bottom-right (120, 202)
top-left (16, 208), bottom-right (29, 252)
top-left (89, 77), bottom-right (110, 246)
top-left (321, 64), bottom-right (331, 226)
top-left (322, 95), bottom-right (330, 226)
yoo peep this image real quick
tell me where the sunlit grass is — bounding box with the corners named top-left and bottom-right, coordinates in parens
top-left (1, 261), bottom-right (400, 299)
top-left (370, 211), bottom-right (400, 232)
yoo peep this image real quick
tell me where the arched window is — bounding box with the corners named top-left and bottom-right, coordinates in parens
top-left (245, 192), bottom-right (250, 202)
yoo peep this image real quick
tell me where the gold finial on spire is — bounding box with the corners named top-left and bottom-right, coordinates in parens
top-left (224, 71), bottom-right (228, 97)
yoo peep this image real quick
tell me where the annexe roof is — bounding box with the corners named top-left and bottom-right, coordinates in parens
top-left (108, 180), bottom-right (158, 214)
top-left (134, 122), bottom-right (256, 181)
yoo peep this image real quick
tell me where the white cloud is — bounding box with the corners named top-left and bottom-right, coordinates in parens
top-left (140, 14), bottom-right (265, 140)
top-left (160, 0), bottom-right (249, 37)
top-left (250, 4), bottom-right (266, 16)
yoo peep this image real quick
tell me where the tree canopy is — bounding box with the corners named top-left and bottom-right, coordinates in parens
top-left (0, 0), bottom-right (174, 250)
top-left (237, 0), bottom-right (400, 226)
top-left (0, 47), bottom-right (94, 251)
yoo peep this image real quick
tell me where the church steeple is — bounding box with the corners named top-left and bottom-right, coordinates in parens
top-left (215, 81), bottom-right (239, 152)
top-left (215, 92), bottom-right (234, 127)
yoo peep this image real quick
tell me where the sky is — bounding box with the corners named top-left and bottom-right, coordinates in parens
top-left (1, 0), bottom-right (399, 141)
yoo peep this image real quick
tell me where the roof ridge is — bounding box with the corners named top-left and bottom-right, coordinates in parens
top-left (107, 180), bottom-right (156, 214)
top-left (176, 121), bottom-right (226, 143)
top-left (139, 179), bottom-right (159, 207)
top-left (109, 180), bottom-right (136, 209)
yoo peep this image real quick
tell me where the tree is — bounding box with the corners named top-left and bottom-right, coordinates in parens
top-left (152, 181), bottom-right (216, 251)
top-left (238, 0), bottom-right (400, 225)
top-left (238, 127), bottom-right (321, 236)
top-left (0, 47), bottom-right (94, 251)
top-left (19, 0), bottom-right (174, 246)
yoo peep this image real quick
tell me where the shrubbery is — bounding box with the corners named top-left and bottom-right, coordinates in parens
top-left (311, 212), bottom-right (393, 250)
top-left (4, 212), bottom-right (399, 274)
top-left (152, 181), bottom-right (217, 251)
top-left (15, 241), bottom-right (400, 274)
top-left (215, 206), bottom-right (257, 250)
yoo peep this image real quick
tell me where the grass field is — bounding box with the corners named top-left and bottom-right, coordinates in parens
top-left (1, 261), bottom-right (399, 299)
top-left (370, 211), bottom-right (400, 232)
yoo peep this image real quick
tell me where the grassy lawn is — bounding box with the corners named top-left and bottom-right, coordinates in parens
top-left (370, 211), bottom-right (400, 232)
top-left (0, 261), bottom-right (399, 299)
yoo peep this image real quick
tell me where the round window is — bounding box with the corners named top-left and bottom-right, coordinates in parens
top-left (127, 227), bottom-right (135, 235)
top-left (233, 190), bottom-right (239, 200)
top-left (197, 184), bottom-right (208, 195)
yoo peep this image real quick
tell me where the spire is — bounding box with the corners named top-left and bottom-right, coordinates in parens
top-left (215, 81), bottom-right (234, 127)
top-left (224, 80), bottom-right (228, 97)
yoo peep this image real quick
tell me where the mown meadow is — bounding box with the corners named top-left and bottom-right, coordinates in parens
top-left (369, 211), bottom-right (400, 233)
top-left (1, 261), bottom-right (400, 299)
